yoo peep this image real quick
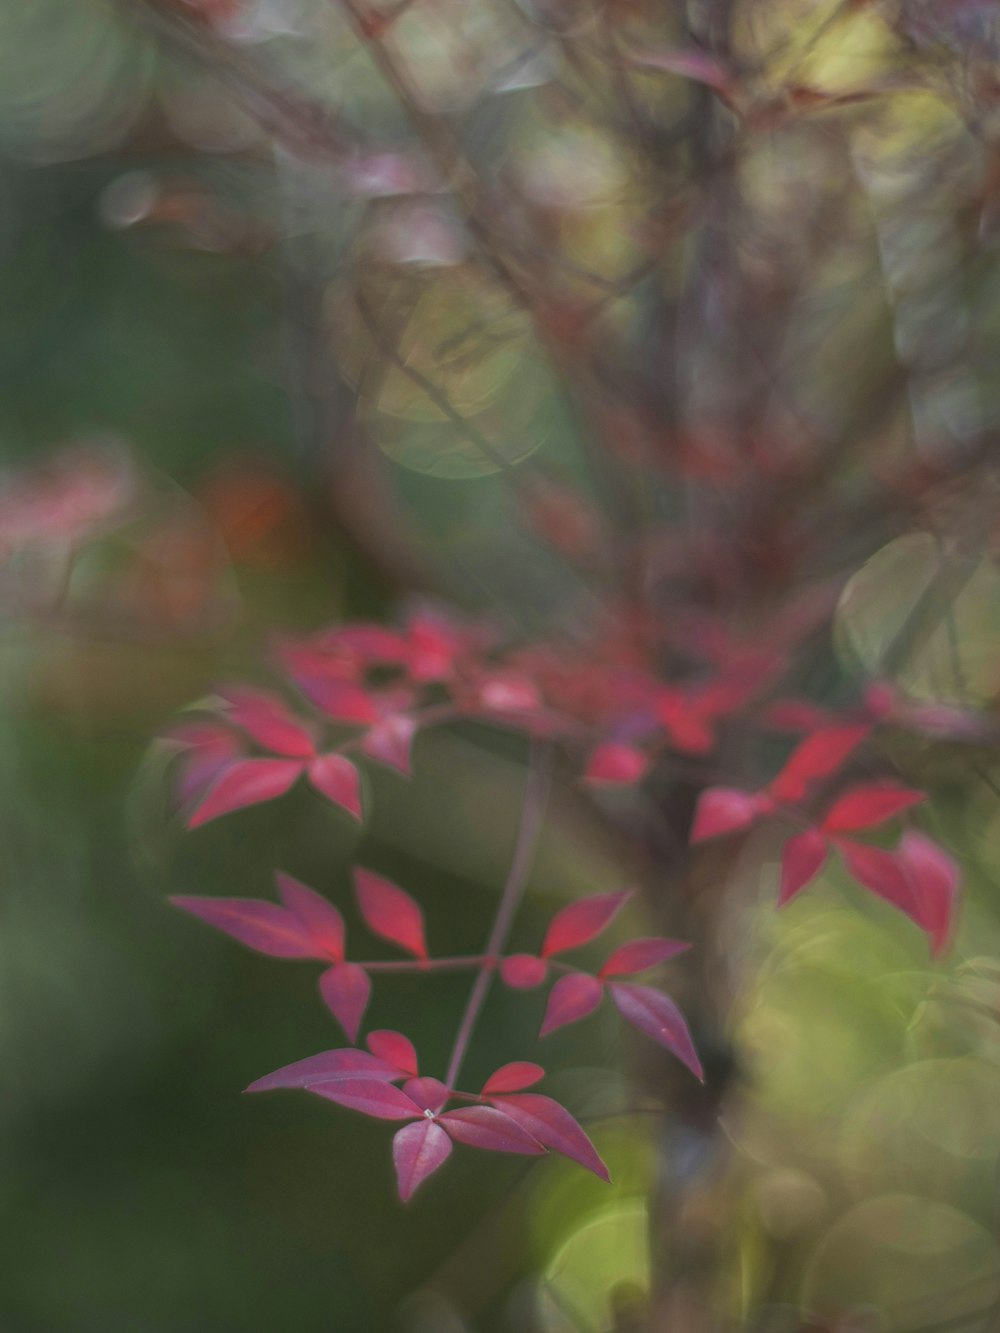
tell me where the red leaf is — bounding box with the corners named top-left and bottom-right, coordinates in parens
top-left (353, 869), bottom-right (428, 959)
top-left (769, 724), bottom-right (870, 804)
top-left (393, 1119), bottom-right (452, 1201)
top-left (541, 891), bottom-right (632, 959)
top-left (540, 973), bottom-right (604, 1037)
top-left (310, 1078), bottom-right (421, 1120)
top-left (187, 758), bottom-right (303, 828)
top-left (609, 983), bottom-right (703, 1080)
top-left (366, 1030), bottom-right (419, 1077)
top-left (599, 937), bottom-right (690, 978)
top-left (169, 724), bottom-right (242, 805)
top-left (777, 830), bottom-right (829, 907)
top-left (308, 754), bottom-right (363, 820)
top-left (275, 872), bottom-right (345, 961)
top-left (499, 954), bottom-right (547, 989)
top-left (246, 1048), bottom-right (400, 1093)
top-left (690, 787), bottom-right (762, 843)
top-left (439, 1106), bottom-right (545, 1155)
top-left (221, 687), bottom-right (316, 758)
top-left (319, 963), bottom-right (372, 1043)
top-left (402, 1077), bottom-right (449, 1113)
top-left (584, 743), bottom-right (649, 786)
top-left (821, 782), bottom-right (926, 833)
top-left (298, 678), bottom-right (381, 725)
top-left (481, 1062), bottom-right (546, 1095)
top-left (838, 840), bottom-right (923, 929)
top-left (897, 830), bottom-right (960, 956)
top-left (490, 1093), bottom-right (609, 1180)
top-left (361, 714), bottom-right (417, 776)
top-left (656, 690), bottom-right (715, 754)
top-left (169, 896), bottom-right (319, 958)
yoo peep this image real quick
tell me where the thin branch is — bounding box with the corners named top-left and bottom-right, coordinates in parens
top-left (444, 740), bottom-right (552, 1088)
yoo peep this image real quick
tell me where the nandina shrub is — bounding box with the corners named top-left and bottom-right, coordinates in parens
top-left (124, 0), bottom-right (1000, 1325)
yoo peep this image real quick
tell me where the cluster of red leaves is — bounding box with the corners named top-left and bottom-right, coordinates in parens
top-left (167, 607), bottom-right (966, 1198)
top-left (691, 723), bottom-right (960, 954)
top-left (172, 872), bottom-right (697, 1199)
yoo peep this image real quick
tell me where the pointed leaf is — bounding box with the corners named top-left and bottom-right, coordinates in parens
top-left (310, 1078), bottom-right (420, 1120)
top-left (403, 1077), bottom-right (449, 1113)
top-left (769, 724), bottom-right (871, 804)
top-left (822, 782), bottom-right (926, 833)
top-left (296, 678), bottom-right (381, 725)
top-left (838, 840), bottom-right (923, 929)
top-left (541, 891), bottom-right (632, 959)
top-left (777, 830), bottom-right (829, 907)
top-left (690, 787), bottom-right (761, 843)
top-left (609, 983), bottom-right (703, 1080)
top-left (246, 1048), bottom-right (400, 1093)
top-left (221, 687), bottom-right (316, 758)
top-left (308, 754), bottom-right (363, 821)
top-left (187, 758), bottom-right (303, 828)
top-left (169, 895), bottom-right (319, 958)
top-left (366, 1030), bottom-right (419, 1076)
top-left (353, 869), bottom-right (428, 959)
top-left (584, 743), bottom-right (649, 786)
top-left (440, 1105), bottom-right (545, 1155)
top-left (600, 937), bottom-right (691, 978)
top-left (897, 830), bottom-right (960, 956)
top-left (319, 963), bottom-right (372, 1043)
top-left (361, 714), bottom-right (417, 776)
top-left (169, 723), bottom-right (242, 805)
top-left (275, 872), bottom-right (345, 961)
top-left (540, 973), bottom-right (604, 1037)
top-left (499, 954), bottom-right (547, 989)
top-left (490, 1093), bottom-right (609, 1180)
top-left (393, 1119), bottom-right (452, 1201)
top-left (482, 1062), bottom-right (546, 1095)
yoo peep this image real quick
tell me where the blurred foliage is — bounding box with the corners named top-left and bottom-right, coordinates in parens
top-left (3, 0), bottom-right (1000, 1330)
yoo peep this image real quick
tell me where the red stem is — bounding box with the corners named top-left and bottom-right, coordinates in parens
top-left (444, 742), bottom-right (552, 1088)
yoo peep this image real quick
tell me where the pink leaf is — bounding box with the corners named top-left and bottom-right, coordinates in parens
top-left (187, 758), bottom-right (303, 828)
top-left (439, 1105), bottom-right (545, 1155)
top-left (169, 723), bottom-right (242, 805)
top-left (308, 754), bottom-right (363, 821)
top-left (624, 45), bottom-right (734, 94)
top-left (361, 714), bottom-right (417, 776)
top-left (584, 743), bottom-right (649, 786)
top-left (393, 1119), bottom-right (452, 1201)
top-left (599, 937), bottom-right (690, 978)
top-left (169, 896), bottom-right (319, 958)
top-left (609, 983), bottom-right (703, 1080)
top-left (310, 1077), bottom-right (421, 1120)
top-left (821, 782), bottom-right (926, 833)
top-left (319, 963), bottom-right (372, 1043)
top-left (221, 687), bottom-right (316, 758)
top-left (297, 678), bottom-right (381, 726)
top-left (540, 973), bottom-right (604, 1037)
top-left (366, 1030), bottom-right (419, 1077)
top-left (275, 872), bottom-right (345, 961)
top-left (402, 1077), bottom-right (449, 1113)
top-left (690, 787), bottom-right (761, 843)
top-left (838, 840), bottom-right (923, 929)
top-left (769, 724), bottom-right (871, 804)
top-left (353, 869), bottom-right (428, 959)
top-left (499, 954), bottom-right (547, 989)
top-left (777, 830), bottom-right (829, 907)
top-left (490, 1093), bottom-right (609, 1181)
top-left (481, 1062), bottom-right (546, 1095)
top-left (246, 1048), bottom-right (400, 1093)
top-left (541, 891), bottom-right (632, 959)
top-left (897, 830), bottom-right (960, 956)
